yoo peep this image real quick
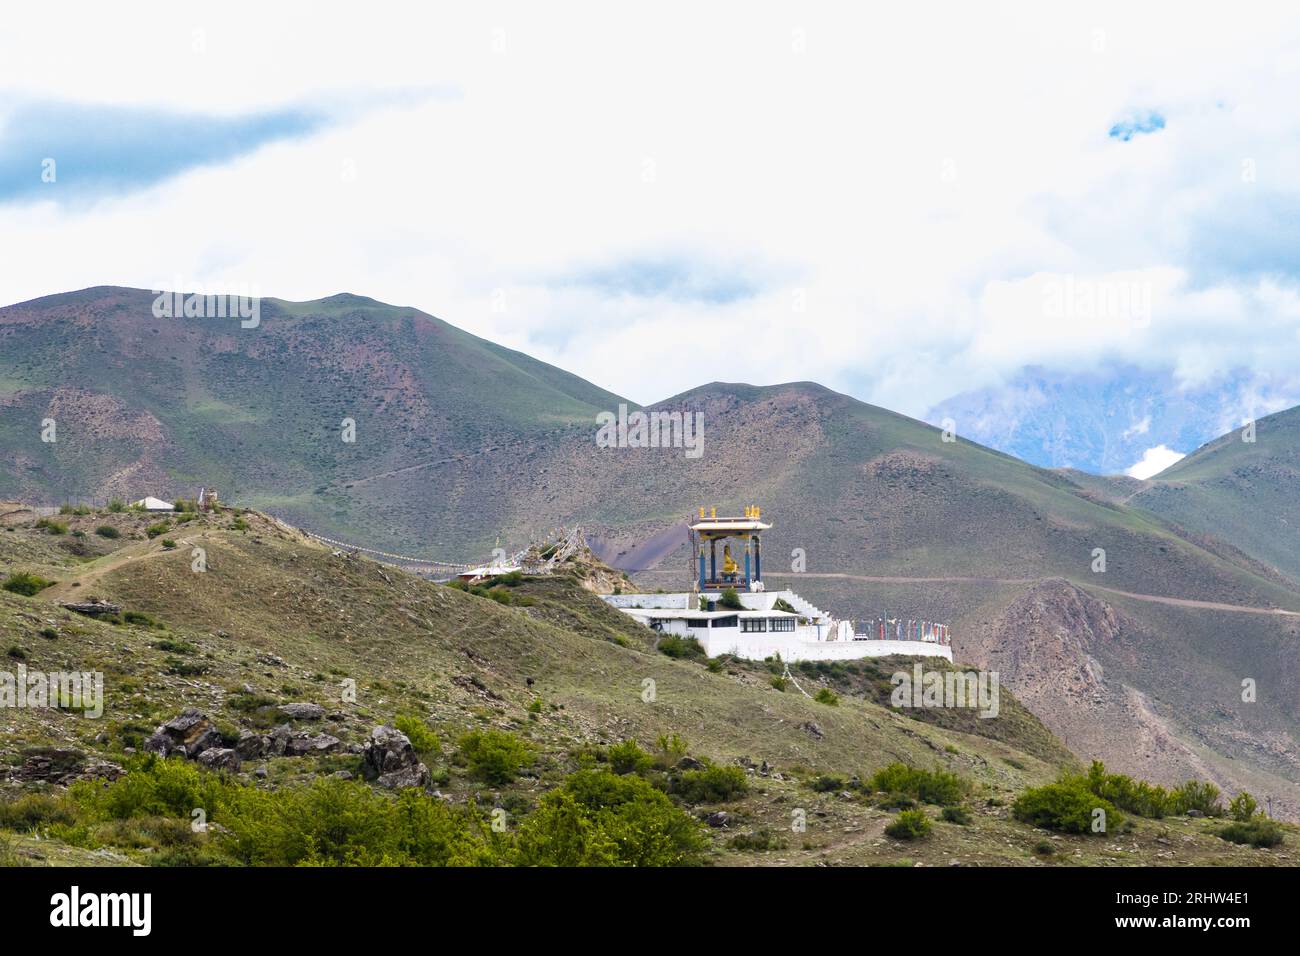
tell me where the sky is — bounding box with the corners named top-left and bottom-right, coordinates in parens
top-left (2, 1), bottom-right (1300, 477)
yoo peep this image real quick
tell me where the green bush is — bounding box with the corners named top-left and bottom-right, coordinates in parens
top-left (1173, 780), bottom-right (1224, 818)
top-left (35, 518), bottom-right (68, 535)
top-left (457, 729), bottom-right (536, 784)
top-left (94, 525), bottom-right (120, 539)
top-left (885, 809), bottom-right (933, 840)
top-left (671, 763), bottom-right (749, 803)
top-left (814, 688), bottom-right (839, 706)
top-left (1228, 791), bottom-right (1260, 823)
top-left (0, 792), bottom-right (79, 831)
top-left (123, 610), bottom-right (160, 628)
top-left (809, 775), bottom-right (846, 793)
top-left (1218, 819), bottom-right (1284, 849)
top-left (2, 572), bottom-right (54, 596)
top-left (718, 587), bottom-right (744, 610)
top-left (607, 739), bottom-right (654, 775)
top-left (730, 827), bottom-right (787, 851)
top-left (941, 805), bottom-right (972, 825)
top-left (1012, 780), bottom-right (1123, 835)
top-left (393, 714), bottom-right (440, 755)
top-left (107, 499), bottom-right (125, 513)
top-left (1084, 761), bottom-right (1176, 818)
top-left (514, 770), bottom-right (708, 866)
top-left (657, 635), bottom-right (706, 659)
top-left (868, 763), bottom-right (968, 806)
top-left (145, 522), bottom-right (170, 539)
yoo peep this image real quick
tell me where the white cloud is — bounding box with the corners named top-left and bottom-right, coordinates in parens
top-left (2, 1), bottom-right (1300, 414)
top-left (1126, 445), bottom-right (1186, 479)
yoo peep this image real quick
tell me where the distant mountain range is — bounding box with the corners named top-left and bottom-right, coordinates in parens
top-left (925, 364), bottom-right (1300, 476)
top-left (4, 286), bottom-right (1300, 814)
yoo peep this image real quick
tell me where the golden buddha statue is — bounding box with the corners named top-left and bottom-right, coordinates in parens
top-left (722, 543), bottom-right (739, 576)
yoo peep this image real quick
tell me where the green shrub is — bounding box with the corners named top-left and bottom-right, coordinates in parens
top-left (1, 572), bottom-right (52, 595)
top-left (1012, 780), bottom-right (1123, 835)
top-left (607, 739), bottom-right (654, 775)
top-left (393, 714), bottom-right (440, 755)
top-left (1084, 761), bottom-right (1176, 818)
top-left (95, 525), bottom-right (120, 539)
top-left (495, 570), bottom-right (524, 586)
top-left (1034, 839), bottom-right (1056, 856)
top-left (457, 729), bottom-right (536, 784)
top-left (718, 587), bottom-right (744, 610)
top-left (1173, 780), bottom-right (1224, 818)
top-left (107, 499), bottom-right (125, 513)
top-left (671, 763), bottom-right (749, 803)
top-left (814, 688), bottom-right (839, 706)
top-left (1228, 791), bottom-right (1260, 823)
top-left (730, 827), bottom-right (787, 851)
top-left (161, 539), bottom-right (177, 550)
top-left (123, 610), bottom-right (160, 628)
top-left (0, 792), bottom-right (79, 831)
top-left (36, 518), bottom-right (68, 535)
top-left (868, 763), bottom-right (968, 806)
top-left (514, 769), bottom-right (708, 866)
top-left (1218, 819), bottom-right (1284, 849)
top-left (145, 522), bottom-right (170, 539)
top-left (809, 774), bottom-right (846, 793)
top-left (230, 517), bottom-right (249, 532)
top-left (941, 805), bottom-right (972, 825)
top-left (152, 638), bottom-right (195, 654)
top-left (657, 635), bottom-right (706, 659)
top-left (7, 646), bottom-right (28, 660)
top-left (885, 809), bottom-right (933, 840)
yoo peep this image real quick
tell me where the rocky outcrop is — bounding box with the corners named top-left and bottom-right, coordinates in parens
top-left (361, 725), bottom-right (431, 790)
top-left (144, 709), bottom-right (223, 758)
top-left (7, 748), bottom-right (123, 784)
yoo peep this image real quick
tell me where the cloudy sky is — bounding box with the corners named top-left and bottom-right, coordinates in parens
top-left (2, 1), bottom-right (1299, 476)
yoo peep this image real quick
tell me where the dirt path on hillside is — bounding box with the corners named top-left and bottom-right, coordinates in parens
top-left (634, 568), bottom-right (1300, 616)
top-left (39, 532), bottom-right (211, 602)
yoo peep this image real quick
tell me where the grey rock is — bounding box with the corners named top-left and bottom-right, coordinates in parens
top-left (278, 702), bottom-right (325, 721)
top-left (196, 748), bottom-right (242, 772)
top-left (677, 756), bottom-right (704, 771)
top-left (285, 733), bottom-right (341, 757)
top-left (144, 709), bottom-right (222, 758)
top-left (362, 725), bottom-right (431, 790)
top-left (235, 730), bottom-right (268, 760)
top-left (706, 811), bottom-right (731, 828)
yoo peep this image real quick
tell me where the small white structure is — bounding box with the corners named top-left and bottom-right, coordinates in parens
top-left (132, 496), bottom-right (174, 512)
top-left (604, 589), bottom-right (953, 662)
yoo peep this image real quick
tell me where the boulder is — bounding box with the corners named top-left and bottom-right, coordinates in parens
top-left (235, 730), bottom-right (268, 760)
top-left (362, 725), bottom-right (431, 790)
top-left (706, 811), bottom-right (731, 828)
top-left (278, 702), bottom-right (325, 721)
top-left (284, 733), bottom-right (341, 757)
top-left (144, 709), bottom-right (223, 758)
top-left (196, 748), bottom-right (242, 772)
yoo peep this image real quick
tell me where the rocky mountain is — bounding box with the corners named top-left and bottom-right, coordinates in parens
top-left (925, 363), bottom-right (1300, 475)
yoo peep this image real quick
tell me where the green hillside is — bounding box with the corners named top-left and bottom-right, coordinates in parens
top-left (1131, 405), bottom-right (1300, 582)
top-left (1, 507), bottom-right (1290, 867)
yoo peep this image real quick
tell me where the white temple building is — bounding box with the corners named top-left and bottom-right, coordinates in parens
top-left (601, 507), bottom-right (953, 663)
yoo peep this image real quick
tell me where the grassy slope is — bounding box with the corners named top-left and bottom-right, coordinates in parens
top-left (3, 509), bottom-right (1291, 866)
